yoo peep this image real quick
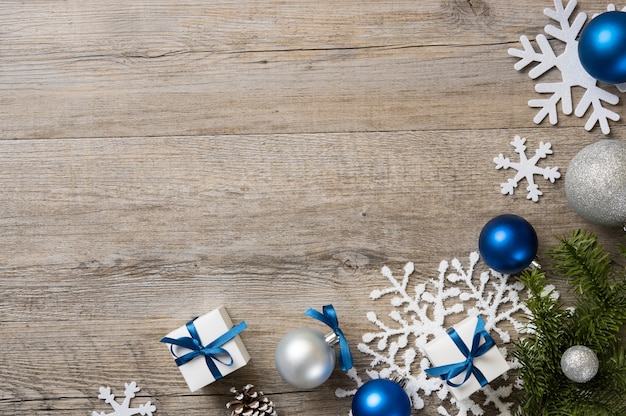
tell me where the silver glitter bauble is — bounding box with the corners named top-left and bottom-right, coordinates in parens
top-left (565, 140), bottom-right (626, 227)
top-left (560, 345), bottom-right (599, 383)
top-left (275, 328), bottom-right (335, 389)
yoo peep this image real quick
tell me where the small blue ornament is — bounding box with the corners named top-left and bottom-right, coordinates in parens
top-left (478, 214), bottom-right (538, 275)
top-left (351, 379), bottom-right (411, 416)
top-left (578, 11), bottom-right (626, 84)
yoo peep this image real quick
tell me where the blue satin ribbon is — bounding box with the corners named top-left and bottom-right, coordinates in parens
top-left (425, 316), bottom-right (494, 388)
top-left (160, 319), bottom-right (248, 381)
top-left (305, 304), bottom-right (353, 371)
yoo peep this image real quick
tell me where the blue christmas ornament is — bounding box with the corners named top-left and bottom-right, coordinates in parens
top-left (578, 11), bottom-right (626, 84)
top-left (351, 379), bottom-right (411, 416)
top-left (478, 214), bottom-right (538, 275)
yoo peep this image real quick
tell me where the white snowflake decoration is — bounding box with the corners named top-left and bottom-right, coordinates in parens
top-left (92, 382), bottom-right (156, 416)
top-left (336, 253), bottom-right (531, 416)
top-left (508, 0), bottom-right (626, 134)
top-left (493, 135), bottom-right (560, 202)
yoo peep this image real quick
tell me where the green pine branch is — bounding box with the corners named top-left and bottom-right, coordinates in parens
top-left (514, 230), bottom-right (626, 416)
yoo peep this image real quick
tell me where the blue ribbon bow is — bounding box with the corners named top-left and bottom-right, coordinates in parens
top-left (160, 319), bottom-right (248, 381)
top-left (305, 304), bottom-right (353, 371)
top-left (425, 316), bottom-right (494, 388)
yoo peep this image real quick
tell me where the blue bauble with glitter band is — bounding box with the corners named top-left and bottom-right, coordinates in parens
top-left (351, 379), bottom-right (411, 416)
top-left (478, 214), bottom-right (538, 275)
top-left (578, 11), bottom-right (626, 84)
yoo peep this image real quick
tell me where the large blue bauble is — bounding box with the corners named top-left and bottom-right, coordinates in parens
top-left (351, 379), bottom-right (411, 416)
top-left (478, 214), bottom-right (538, 275)
top-left (578, 11), bottom-right (626, 84)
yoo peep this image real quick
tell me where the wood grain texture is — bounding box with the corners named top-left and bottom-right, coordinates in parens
top-left (3, 0), bottom-right (622, 139)
top-left (0, 1), bottom-right (624, 415)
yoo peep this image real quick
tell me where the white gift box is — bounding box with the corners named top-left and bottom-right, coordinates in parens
top-left (161, 306), bottom-right (250, 392)
top-left (423, 315), bottom-right (509, 401)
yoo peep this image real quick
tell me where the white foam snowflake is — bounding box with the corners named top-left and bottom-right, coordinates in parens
top-left (336, 253), bottom-right (531, 416)
top-left (508, 0), bottom-right (626, 134)
top-left (493, 135), bottom-right (560, 202)
top-left (91, 382), bottom-right (156, 416)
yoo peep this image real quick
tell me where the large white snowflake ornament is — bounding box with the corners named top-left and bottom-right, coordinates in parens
top-left (91, 382), bottom-right (156, 416)
top-left (494, 135), bottom-right (560, 202)
top-left (508, 0), bottom-right (626, 134)
top-left (336, 253), bottom-right (531, 416)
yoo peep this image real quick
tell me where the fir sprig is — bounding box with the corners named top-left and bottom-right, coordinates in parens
top-left (515, 230), bottom-right (626, 416)
top-left (550, 230), bottom-right (626, 350)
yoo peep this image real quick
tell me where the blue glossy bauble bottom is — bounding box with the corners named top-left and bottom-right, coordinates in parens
top-left (351, 379), bottom-right (411, 416)
top-left (578, 11), bottom-right (626, 84)
top-left (478, 214), bottom-right (538, 275)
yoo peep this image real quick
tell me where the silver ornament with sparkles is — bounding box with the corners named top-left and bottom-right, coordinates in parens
top-left (565, 140), bottom-right (626, 227)
top-left (275, 328), bottom-right (336, 389)
top-left (560, 345), bottom-right (599, 383)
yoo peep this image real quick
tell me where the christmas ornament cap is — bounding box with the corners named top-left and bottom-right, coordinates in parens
top-left (565, 140), bottom-right (626, 227)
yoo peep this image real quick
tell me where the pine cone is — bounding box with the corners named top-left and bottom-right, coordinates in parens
top-left (226, 384), bottom-right (277, 416)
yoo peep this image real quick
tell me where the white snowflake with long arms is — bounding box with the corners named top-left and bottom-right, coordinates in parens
top-left (92, 382), bottom-right (156, 416)
top-left (337, 253), bottom-right (532, 416)
top-left (508, 0), bottom-right (625, 134)
top-left (494, 135), bottom-right (560, 202)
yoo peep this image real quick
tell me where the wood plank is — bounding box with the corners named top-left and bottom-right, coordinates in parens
top-left (1, 1), bottom-right (550, 55)
top-left (0, 130), bottom-right (621, 271)
top-left (3, 1), bottom-right (620, 139)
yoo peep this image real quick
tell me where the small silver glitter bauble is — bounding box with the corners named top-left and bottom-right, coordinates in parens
top-left (275, 328), bottom-right (335, 389)
top-left (565, 140), bottom-right (626, 227)
top-left (560, 345), bottom-right (599, 383)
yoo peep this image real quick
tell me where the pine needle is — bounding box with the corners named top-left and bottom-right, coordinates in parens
top-left (514, 230), bottom-right (626, 415)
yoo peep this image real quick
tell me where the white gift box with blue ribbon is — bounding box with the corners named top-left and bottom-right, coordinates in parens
top-left (161, 306), bottom-right (250, 392)
top-left (423, 315), bottom-right (509, 401)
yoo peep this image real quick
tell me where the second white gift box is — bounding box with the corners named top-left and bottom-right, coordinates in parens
top-left (160, 306), bottom-right (250, 392)
top-left (423, 315), bottom-right (509, 401)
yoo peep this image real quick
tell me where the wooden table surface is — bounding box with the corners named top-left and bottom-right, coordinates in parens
top-left (1, 1), bottom-right (624, 415)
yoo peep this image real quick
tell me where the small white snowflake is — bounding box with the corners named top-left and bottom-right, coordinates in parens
top-left (337, 253), bottom-right (531, 416)
top-left (493, 135), bottom-right (560, 202)
top-left (91, 382), bottom-right (156, 416)
top-left (508, 0), bottom-right (625, 134)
